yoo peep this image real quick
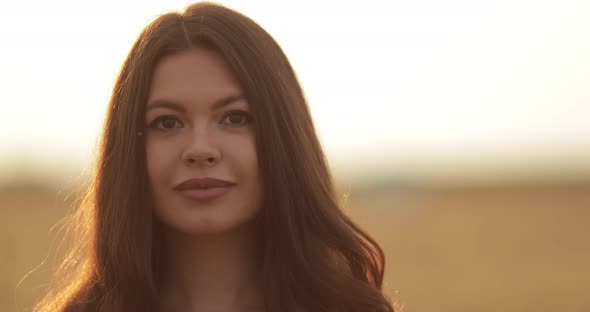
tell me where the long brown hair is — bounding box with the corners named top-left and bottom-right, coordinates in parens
top-left (34, 2), bottom-right (395, 311)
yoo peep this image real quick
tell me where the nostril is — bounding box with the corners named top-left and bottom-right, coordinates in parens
top-left (183, 153), bottom-right (219, 166)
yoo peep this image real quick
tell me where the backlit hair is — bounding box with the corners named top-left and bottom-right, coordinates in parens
top-left (34, 2), bottom-right (395, 311)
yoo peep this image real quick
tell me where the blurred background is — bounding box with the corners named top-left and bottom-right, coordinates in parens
top-left (1, 0), bottom-right (589, 311)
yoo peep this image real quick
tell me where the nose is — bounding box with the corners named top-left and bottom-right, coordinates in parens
top-left (181, 128), bottom-right (222, 168)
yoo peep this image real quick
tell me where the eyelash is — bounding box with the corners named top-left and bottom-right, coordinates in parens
top-left (147, 110), bottom-right (253, 131)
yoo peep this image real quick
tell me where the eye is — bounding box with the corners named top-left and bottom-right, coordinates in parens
top-left (221, 110), bottom-right (253, 127)
top-left (147, 115), bottom-right (183, 131)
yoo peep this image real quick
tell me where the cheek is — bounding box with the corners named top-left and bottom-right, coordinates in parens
top-left (222, 137), bottom-right (259, 191)
top-left (232, 138), bottom-right (258, 173)
top-left (145, 139), bottom-right (175, 184)
top-left (239, 141), bottom-right (261, 196)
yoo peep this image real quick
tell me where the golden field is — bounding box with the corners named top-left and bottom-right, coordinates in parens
top-left (2, 179), bottom-right (589, 311)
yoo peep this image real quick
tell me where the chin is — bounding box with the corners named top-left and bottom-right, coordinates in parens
top-left (156, 208), bottom-right (261, 237)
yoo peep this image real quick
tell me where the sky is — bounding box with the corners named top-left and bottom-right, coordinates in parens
top-left (0, 0), bottom-right (589, 184)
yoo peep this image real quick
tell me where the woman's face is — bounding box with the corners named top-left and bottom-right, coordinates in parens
top-left (145, 49), bottom-right (262, 235)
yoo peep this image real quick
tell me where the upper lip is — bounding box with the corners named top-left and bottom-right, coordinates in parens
top-left (174, 177), bottom-right (236, 190)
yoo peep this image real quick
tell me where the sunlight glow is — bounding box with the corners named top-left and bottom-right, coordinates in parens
top-left (1, 0), bottom-right (589, 182)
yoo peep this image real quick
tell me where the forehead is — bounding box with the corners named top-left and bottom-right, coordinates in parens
top-left (147, 49), bottom-right (243, 105)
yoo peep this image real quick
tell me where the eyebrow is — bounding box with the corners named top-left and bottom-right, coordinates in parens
top-left (146, 94), bottom-right (246, 113)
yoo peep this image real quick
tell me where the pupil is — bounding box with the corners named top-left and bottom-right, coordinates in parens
top-left (163, 119), bottom-right (175, 128)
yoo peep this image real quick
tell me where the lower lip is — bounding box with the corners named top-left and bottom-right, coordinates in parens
top-left (177, 186), bottom-right (233, 201)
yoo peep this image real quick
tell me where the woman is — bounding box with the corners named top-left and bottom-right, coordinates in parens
top-left (34, 2), bottom-right (395, 312)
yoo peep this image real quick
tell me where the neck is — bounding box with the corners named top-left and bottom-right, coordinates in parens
top-left (158, 220), bottom-right (264, 312)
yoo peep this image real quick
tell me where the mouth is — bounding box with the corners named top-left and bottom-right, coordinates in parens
top-left (174, 177), bottom-right (236, 202)
top-left (174, 177), bottom-right (236, 191)
top-left (176, 185), bottom-right (233, 202)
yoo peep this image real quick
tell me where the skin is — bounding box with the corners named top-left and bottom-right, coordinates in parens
top-left (145, 49), bottom-right (264, 312)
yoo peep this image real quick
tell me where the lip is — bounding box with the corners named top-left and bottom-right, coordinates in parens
top-left (174, 177), bottom-right (236, 191)
top-left (177, 186), bottom-right (233, 201)
top-left (174, 177), bottom-right (236, 202)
